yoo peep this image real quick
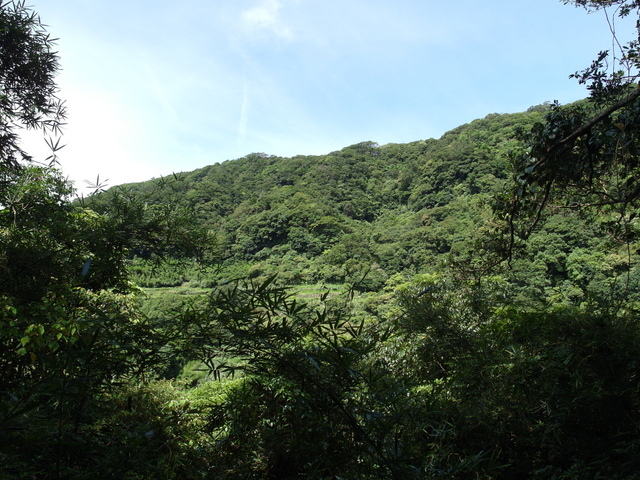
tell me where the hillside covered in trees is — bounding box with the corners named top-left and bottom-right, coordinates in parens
top-left (3, 1), bottom-right (640, 479)
top-left (106, 105), bottom-right (636, 312)
top-left (112, 108), bottom-right (558, 286)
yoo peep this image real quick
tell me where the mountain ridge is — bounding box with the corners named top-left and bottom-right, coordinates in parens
top-left (89, 106), bottom-right (619, 296)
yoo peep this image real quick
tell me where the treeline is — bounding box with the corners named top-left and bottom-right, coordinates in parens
top-left (114, 109), bottom-right (538, 287)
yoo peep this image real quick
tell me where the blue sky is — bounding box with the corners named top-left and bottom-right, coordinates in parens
top-left (26, 0), bottom-right (635, 191)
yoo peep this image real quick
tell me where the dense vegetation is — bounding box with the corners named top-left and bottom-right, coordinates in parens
top-left (115, 110), bottom-right (539, 289)
top-left (2, 0), bottom-right (640, 478)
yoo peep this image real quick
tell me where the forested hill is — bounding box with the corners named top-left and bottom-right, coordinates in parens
top-left (123, 108), bottom-right (540, 219)
top-left (98, 107), bottom-right (561, 290)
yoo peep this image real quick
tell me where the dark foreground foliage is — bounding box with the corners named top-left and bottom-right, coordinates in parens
top-left (6, 271), bottom-right (640, 479)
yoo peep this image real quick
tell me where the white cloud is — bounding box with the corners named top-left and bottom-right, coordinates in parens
top-left (242, 0), bottom-right (293, 40)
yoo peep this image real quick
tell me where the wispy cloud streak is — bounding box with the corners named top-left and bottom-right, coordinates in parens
top-left (237, 63), bottom-right (250, 148)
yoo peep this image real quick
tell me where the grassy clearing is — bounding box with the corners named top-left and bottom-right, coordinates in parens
top-left (290, 283), bottom-right (346, 298)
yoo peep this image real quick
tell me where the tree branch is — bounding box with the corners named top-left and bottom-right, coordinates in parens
top-left (536, 83), bottom-right (640, 168)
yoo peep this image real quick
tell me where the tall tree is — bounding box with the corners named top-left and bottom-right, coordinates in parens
top-left (0, 0), bottom-right (65, 170)
top-left (0, 3), bottom-right (216, 477)
top-left (502, 0), bottom-right (640, 244)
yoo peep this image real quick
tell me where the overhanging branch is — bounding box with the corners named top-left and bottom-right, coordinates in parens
top-left (535, 83), bottom-right (640, 169)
